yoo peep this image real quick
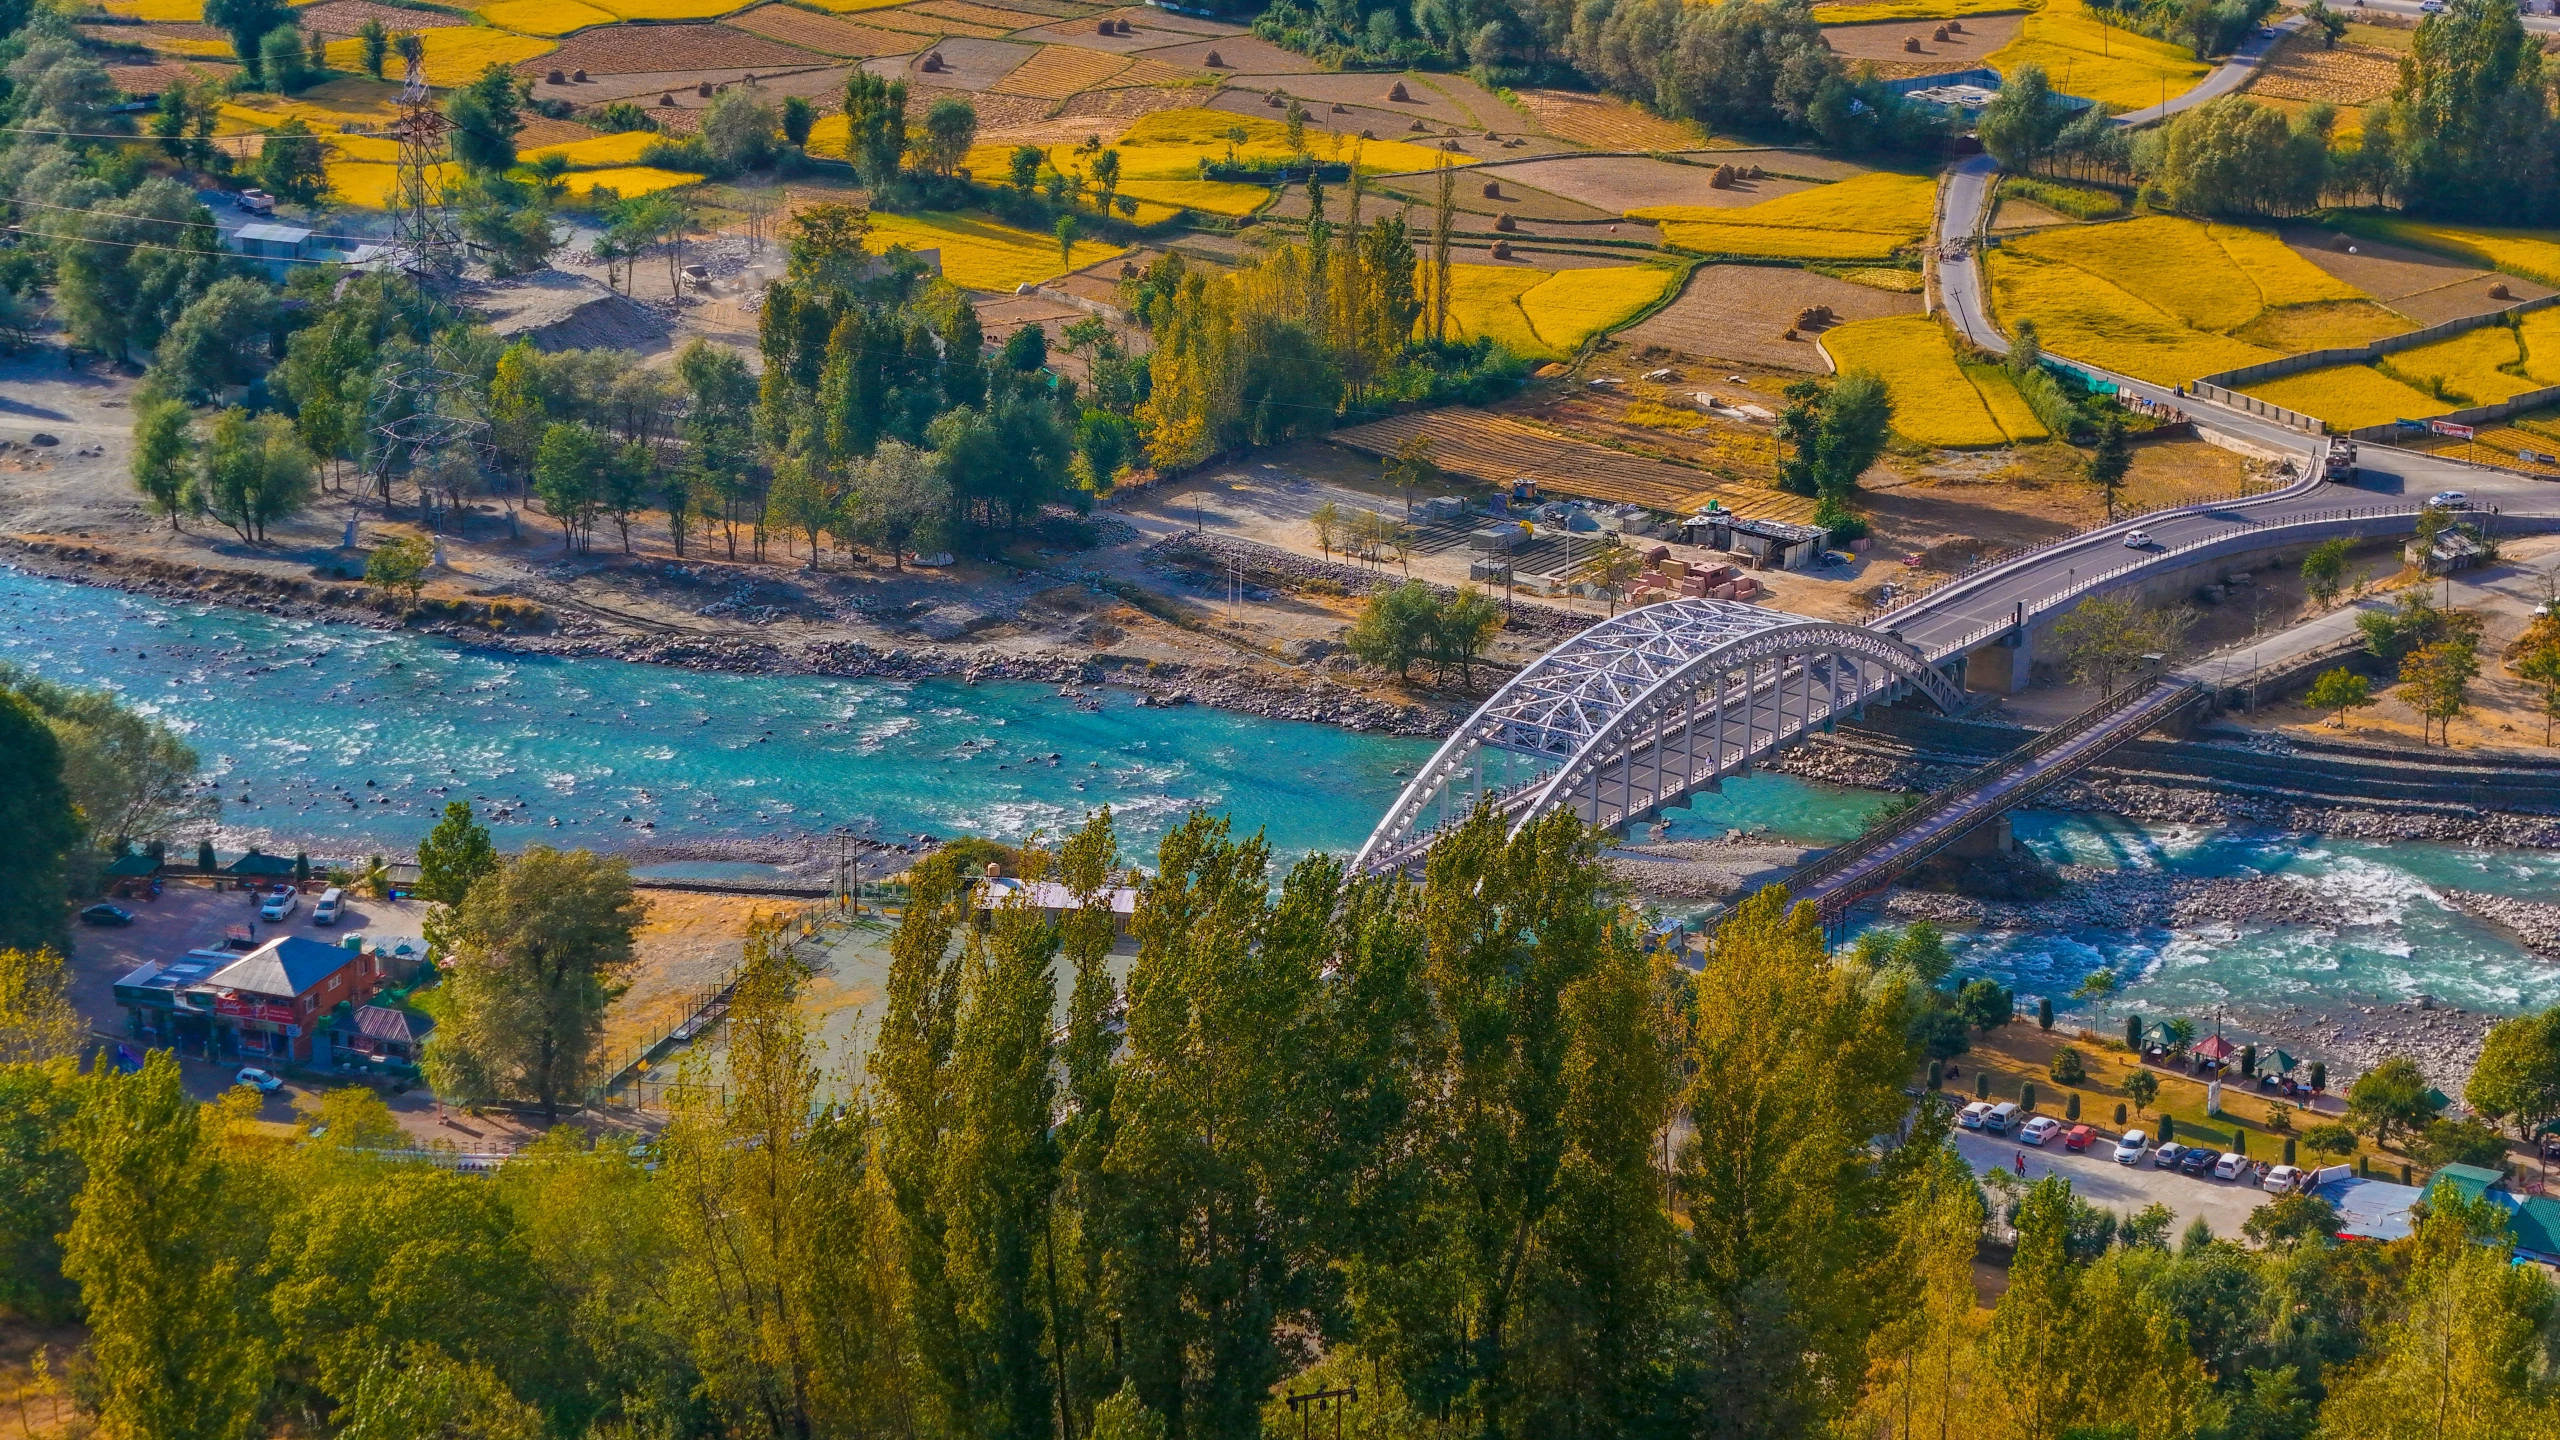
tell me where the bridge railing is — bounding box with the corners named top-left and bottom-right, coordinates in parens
top-left (1786, 678), bottom-right (2202, 915)
top-left (1911, 503), bottom-right (2437, 662)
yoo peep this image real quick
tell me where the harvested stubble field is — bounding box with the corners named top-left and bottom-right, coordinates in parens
top-left (2243, 34), bottom-right (2398, 105)
top-left (1535, 384), bottom-right (1788, 486)
top-left (1819, 11), bottom-right (2022, 59)
top-left (1985, 0), bottom-right (2207, 111)
top-left (1489, 154), bottom-right (1811, 216)
top-left (893, 36), bottom-right (1037, 87)
top-left (514, 20), bottom-right (812, 72)
top-left (1619, 262), bottom-right (1919, 370)
top-left (727, 2), bottom-right (915, 52)
top-left (1509, 88), bottom-right (1701, 149)
top-left (298, 0), bottom-right (464, 32)
top-left (323, 25), bottom-right (553, 81)
top-left (989, 41), bottom-right (1133, 97)
top-left (2332, 214), bottom-right (2560, 291)
top-left (1333, 408), bottom-right (1820, 522)
top-left (1355, 172), bottom-right (1609, 223)
top-left (909, 0), bottom-right (1048, 28)
top-left (858, 6), bottom-right (1008, 34)
top-left (586, 0), bottom-right (758, 19)
top-left (1441, 263), bottom-right (1685, 360)
top-left (1015, 12), bottom-right (1200, 50)
top-left (1637, 171), bottom-right (1936, 260)
top-left (1984, 215), bottom-right (2398, 384)
top-left (1823, 313), bottom-right (2047, 447)
top-left (1134, 33), bottom-right (1305, 73)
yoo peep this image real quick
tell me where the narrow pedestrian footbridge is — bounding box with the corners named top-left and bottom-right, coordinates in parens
top-left (1349, 600), bottom-right (1968, 875)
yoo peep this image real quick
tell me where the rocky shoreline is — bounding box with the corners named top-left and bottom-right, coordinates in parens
top-left (2442, 890), bottom-right (2560, 962)
top-left (3, 542), bottom-right (1458, 738)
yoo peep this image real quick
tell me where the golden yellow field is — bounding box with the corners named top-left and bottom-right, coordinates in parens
top-left (1823, 313), bottom-right (2044, 447)
top-left (1984, 216), bottom-right (2385, 383)
top-left (325, 159), bottom-right (460, 208)
top-left (558, 165), bottom-right (704, 197)
top-left (2380, 324), bottom-right (2542, 406)
top-left (1812, 0), bottom-right (2035, 20)
top-left (1441, 264), bottom-right (1682, 360)
top-left (1442, 266), bottom-right (1544, 356)
top-left (480, 0), bottom-right (619, 33)
top-left (2520, 309), bottom-right (2560, 383)
top-left (523, 129), bottom-right (662, 167)
top-left (101, 0), bottom-right (203, 19)
top-left (324, 26), bottom-right (553, 84)
top-left (586, 0), bottom-right (753, 17)
top-left (862, 210), bottom-right (1124, 291)
top-left (1100, 107), bottom-right (1475, 181)
top-left (1637, 173), bottom-right (1936, 260)
top-left (1116, 178), bottom-right (1270, 217)
top-left (1986, 0), bottom-right (2208, 111)
top-left (2331, 214), bottom-right (2560, 291)
top-left (2231, 298), bottom-right (2412, 352)
top-left (1965, 361), bottom-right (2052, 442)
top-left (2244, 363), bottom-right (2442, 430)
top-left (324, 132), bottom-right (403, 162)
top-left (788, 0), bottom-right (912, 12)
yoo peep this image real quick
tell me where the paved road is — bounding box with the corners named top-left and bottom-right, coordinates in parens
top-left (2111, 15), bottom-right (2305, 127)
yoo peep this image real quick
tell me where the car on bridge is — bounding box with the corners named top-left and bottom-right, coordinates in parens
top-left (2430, 490), bottom-right (2470, 509)
top-left (2123, 529), bottom-right (2153, 549)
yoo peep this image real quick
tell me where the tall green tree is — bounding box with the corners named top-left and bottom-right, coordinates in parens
top-left (447, 61), bottom-right (526, 174)
top-left (204, 0), bottom-right (287, 77)
top-left (424, 847), bottom-right (646, 1121)
top-left (61, 1054), bottom-right (275, 1440)
top-left (843, 70), bottom-right (908, 186)
top-left (131, 397), bottom-right (192, 528)
top-left (199, 408), bottom-right (315, 544)
top-left (416, 800), bottom-right (500, 907)
top-left (1, 662), bottom-right (212, 857)
top-left (0, 692), bottom-right (78, 960)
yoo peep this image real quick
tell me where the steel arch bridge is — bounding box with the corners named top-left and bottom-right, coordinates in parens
top-left (1349, 599), bottom-right (1968, 875)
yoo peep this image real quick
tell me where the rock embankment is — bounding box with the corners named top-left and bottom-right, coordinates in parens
top-left (2230, 998), bottom-right (2502, 1102)
top-left (1878, 867), bottom-right (2348, 932)
top-left (1604, 839), bottom-right (1817, 902)
top-left (2442, 889), bottom-right (2560, 961)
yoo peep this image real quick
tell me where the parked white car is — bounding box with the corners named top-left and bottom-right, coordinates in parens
top-left (2213, 1151), bottom-right (2250, 1180)
top-left (2113, 1129), bottom-right (2149, 1164)
top-left (1958, 1101), bottom-right (1993, 1130)
top-left (2020, 1115), bottom-right (2061, 1146)
top-left (2154, 1141), bottom-right (2186, 1170)
top-left (259, 887), bottom-right (298, 921)
top-left (2262, 1164), bottom-right (2305, 1194)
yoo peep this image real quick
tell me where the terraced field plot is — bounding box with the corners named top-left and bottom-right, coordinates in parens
top-left (515, 21), bottom-right (813, 72)
top-left (323, 24), bottom-right (553, 82)
top-left (1985, 216), bottom-right (2398, 384)
top-left (1986, 0), bottom-right (2207, 111)
top-left (1620, 263), bottom-right (1919, 370)
top-left (585, 0), bottom-right (759, 19)
top-left (1508, 88), bottom-right (1700, 149)
top-left (1439, 263), bottom-right (1683, 360)
top-left (479, 0), bottom-right (621, 35)
top-left (325, 158), bottom-right (459, 207)
top-left (1809, 0), bottom-right (2032, 21)
top-left (298, 0), bottom-right (466, 33)
top-left (1333, 408), bottom-right (1820, 521)
top-left (2243, 34), bottom-right (2398, 106)
top-left (908, 0), bottom-right (1047, 29)
top-left (1491, 154), bottom-right (1810, 215)
top-left (1636, 171), bottom-right (1936, 260)
top-left (557, 164), bottom-right (704, 196)
top-left (862, 209), bottom-right (1124, 289)
top-left (523, 129), bottom-right (663, 166)
top-left (2244, 310), bottom-right (2560, 428)
top-left (1820, 11), bottom-right (2022, 61)
top-left (726, 2), bottom-right (914, 52)
top-left (1824, 313), bottom-right (2047, 446)
top-left (2331, 214), bottom-right (2560, 291)
top-left (986, 41), bottom-right (1126, 96)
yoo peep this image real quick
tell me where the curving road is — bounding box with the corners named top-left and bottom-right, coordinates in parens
top-left (1901, 133), bottom-right (2560, 669)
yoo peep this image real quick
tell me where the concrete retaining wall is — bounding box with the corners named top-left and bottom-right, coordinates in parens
top-left (2198, 292), bottom-right (2560, 441)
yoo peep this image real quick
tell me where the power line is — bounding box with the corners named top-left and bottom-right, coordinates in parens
top-left (7, 194), bottom-right (389, 247)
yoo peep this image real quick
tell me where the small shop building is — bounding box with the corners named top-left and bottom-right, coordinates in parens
top-left (191, 935), bottom-right (382, 1065)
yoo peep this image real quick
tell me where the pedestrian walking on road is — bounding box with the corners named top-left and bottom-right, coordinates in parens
top-left (2015, 1151), bottom-right (2027, 1176)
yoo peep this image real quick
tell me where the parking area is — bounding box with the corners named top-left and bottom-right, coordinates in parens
top-left (1953, 1127), bottom-right (2274, 1239)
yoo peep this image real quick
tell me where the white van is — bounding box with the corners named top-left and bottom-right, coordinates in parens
top-left (1986, 1102), bottom-right (2020, 1135)
top-left (313, 887), bottom-right (344, 925)
top-left (1958, 1101), bottom-right (1992, 1130)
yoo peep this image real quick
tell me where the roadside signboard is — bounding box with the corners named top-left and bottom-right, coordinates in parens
top-left (2431, 420), bottom-right (2476, 438)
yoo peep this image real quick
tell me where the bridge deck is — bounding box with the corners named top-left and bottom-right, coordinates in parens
top-left (1789, 677), bottom-right (2205, 921)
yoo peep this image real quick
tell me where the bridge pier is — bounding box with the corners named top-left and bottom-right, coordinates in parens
top-left (1964, 633), bottom-right (2032, 695)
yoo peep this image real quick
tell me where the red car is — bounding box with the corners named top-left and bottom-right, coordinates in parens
top-left (2062, 1125), bottom-right (2094, 1152)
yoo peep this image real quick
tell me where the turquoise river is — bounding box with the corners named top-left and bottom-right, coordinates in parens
top-left (8, 566), bottom-right (2560, 1025)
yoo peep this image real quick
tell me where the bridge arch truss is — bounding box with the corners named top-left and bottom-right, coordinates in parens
top-left (1350, 600), bottom-right (1968, 875)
